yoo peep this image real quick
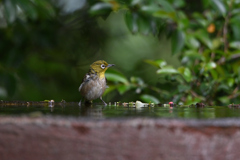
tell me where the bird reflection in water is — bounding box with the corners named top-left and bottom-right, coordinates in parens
top-left (79, 103), bottom-right (104, 119)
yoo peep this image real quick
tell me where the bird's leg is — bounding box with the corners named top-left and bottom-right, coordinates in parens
top-left (78, 99), bottom-right (82, 107)
top-left (100, 97), bottom-right (107, 106)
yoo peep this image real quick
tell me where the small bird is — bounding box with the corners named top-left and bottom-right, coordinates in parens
top-left (79, 60), bottom-right (115, 106)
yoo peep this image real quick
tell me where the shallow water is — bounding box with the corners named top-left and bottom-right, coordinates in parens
top-left (0, 102), bottom-right (239, 119)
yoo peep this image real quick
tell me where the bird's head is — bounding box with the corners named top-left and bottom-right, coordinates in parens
top-left (90, 60), bottom-right (115, 78)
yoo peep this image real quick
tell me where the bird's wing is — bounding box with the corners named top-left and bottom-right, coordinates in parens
top-left (78, 74), bottom-right (91, 92)
top-left (105, 77), bottom-right (109, 88)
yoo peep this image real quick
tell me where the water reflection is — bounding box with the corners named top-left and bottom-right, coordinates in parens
top-left (79, 104), bottom-right (104, 119)
top-left (0, 103), bottom-right (240, 119)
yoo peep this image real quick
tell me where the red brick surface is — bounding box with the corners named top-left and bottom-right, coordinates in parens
top-left (0, 117), bottom-right (240, 160)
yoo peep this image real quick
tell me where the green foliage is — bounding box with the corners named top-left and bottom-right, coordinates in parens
top-left (3, 0), bottom-right (55, 23)
top-left (1, 0), bottom-right (240, 106)
top-left (91, 0), bottom-right (240, 105)
top-left (0, 0), bottom-right (105, 101)
top-left (140, 94), bottom-right (160, 104)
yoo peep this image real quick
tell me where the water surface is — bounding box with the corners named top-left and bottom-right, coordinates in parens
top-left (0, 102), bottom-right (239, 119)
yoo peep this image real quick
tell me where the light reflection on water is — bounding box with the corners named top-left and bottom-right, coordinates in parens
top-left (0, 103), bottom-right (239, 119)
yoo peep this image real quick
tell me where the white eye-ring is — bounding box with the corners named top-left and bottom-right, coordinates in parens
top-left (101, 64), bottom-right (105, 69)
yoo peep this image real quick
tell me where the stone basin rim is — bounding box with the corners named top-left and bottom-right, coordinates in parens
top-left (1, 116), bottom-right (240, 128)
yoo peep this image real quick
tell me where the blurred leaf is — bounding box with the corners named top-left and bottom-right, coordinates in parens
top-left (193, 13), bottom-right (208, 27)
top-left (212, 38), bottom-right (221, 50)
top-left (185, 36), bottom-right (200, 49)
top-left (0, 87), bottom-right (7, 98)
top-left (17, 0), bottom-right (38, 20)
top-left (205, 62), bottom-right (217, 70)
top-left (227, 78), bottom-right (234, 87)
top-left (171, 0), bottom-right (185, 8)
top-left (89, 2), bottom-right (112, 16)
top-left (145, 59), bottom-right (167, 68)
top-left (210, 69), bottom-right (218, 80)
top-left (3, 0), bottom-right (56, 23)
top-left (182, 50), bottom-right (204, 62)
top-left (105, 69), bottom-right (129, 84)
top-left (171, 30), bottom-right (185, 55)
top-left (125, 11), bottom-right (138, 33)
top-left (4, 0), bottom-right (16, 23)
top-left (35, 0), bottom-right (56, 18)
top-left (155, 0), bottom-right (175, 12)
top-left (218, 96), bottom-right (230, 104)
top-left (130, 76), bottom-right (144, 86)
top-left (117, 84), bottom-right (131, 95)
top-left (57, 0), bottom-right (86, 13)
top-left (231, 8), bottom-right (240, 15)
top-left (140, 5), bottom-right (160, 14)
top-left (131, 0), bottom-right (142, 6)
top-left (153, 10), bottom-right (176, 20)
top-left (185, 95), bottom-right (202, 105)
top-left (202, 0), bottom-right (211, 8)
top-left (211, 0), bottom-right (226, 16)
top-left (195, 30), bottom-right (213, 49)
top-left (157, 66), bottom-right (179, 74)
top-left (103, 85), bottom-right (117, 96)
top-left (217, 84), bottom-right (230, 92)
top-left (178, 67), bottom-right (192, 82)
top-left (140, 94), bottom-right (160, 104)
top-left (229, 41), bottom-right (240, 49)
top-left (137, 15), bottom-right (151, 35)
top-left (178, 13), bottom-right (189, 30)
top-left (178, 84), bottom-right (190, 93)
top-left (215, 65), bottom-right (225, 78)
top-left (228, 53), bottom-right (240, 63)
top-left (230, 16), bottom-right (240, 40)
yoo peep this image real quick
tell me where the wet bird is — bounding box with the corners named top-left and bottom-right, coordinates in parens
top-left (79, 60), bottom-right (115, 106)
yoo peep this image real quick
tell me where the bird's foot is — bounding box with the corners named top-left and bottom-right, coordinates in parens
top-left (100, 97), bottom-right (107, 106)
top-left (78, 100), bottom-right (82, 107)
top-left (103, 101), bottom-right (107, 106)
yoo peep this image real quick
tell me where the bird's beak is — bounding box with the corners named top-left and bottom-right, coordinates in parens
top-left (107, 64), bottom-right (115, 68)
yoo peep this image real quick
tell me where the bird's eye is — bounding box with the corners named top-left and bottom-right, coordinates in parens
top-left (101, 64), bottom-right (105, 69)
